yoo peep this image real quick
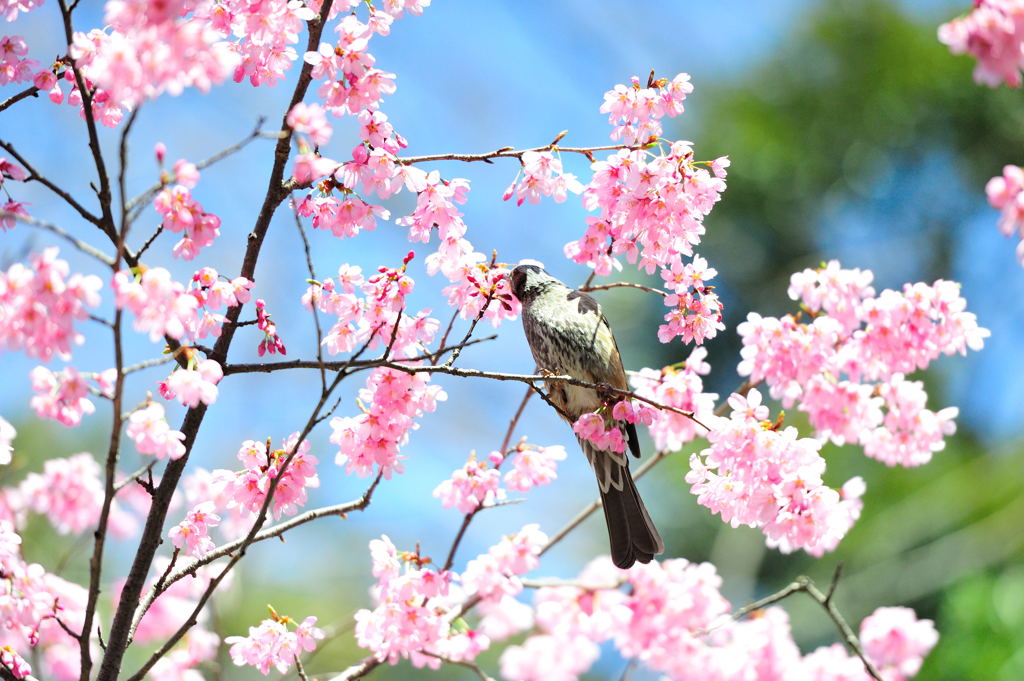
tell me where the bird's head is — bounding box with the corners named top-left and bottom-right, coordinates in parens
top-left (509, 264), bottom-right (562, 304)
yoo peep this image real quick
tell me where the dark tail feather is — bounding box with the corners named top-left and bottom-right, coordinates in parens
top-left (598, 468), bottom-right (664, 569)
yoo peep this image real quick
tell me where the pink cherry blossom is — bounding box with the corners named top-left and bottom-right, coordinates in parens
top-left (1, 199), bottom-right (29, 231)
top-left (630, 347), bottom-right (717, 452)
top-left (354, 537), bottom-right (467, 668)
top-left (0, 35), bottom-right (37, 86)
top-left (0, 248), bottom-right (102, 361)
top-left (939, 1), bottom-right (1024, 87)
top-left (164, 358), bottom-right (223, 408)
top-left (860, 607), bottom-right (938, 681)
top-left (572, 411), bottom-right (626, 454)
top-left (126, 402), bottom-right (186, 460)
top-left (985, 163), bottom-right (1024, 264)
top-left (461, 524), bottom-right (547, 602)
top-left (18, 453), bottom-right (135, 537)
top-left (503, 151), bottom-right (583, 206)
top-left (502, 442), bottom-right (567, 493)
top-left (738, 262), bottom-right (987, 469)
top-left (169, 501), bottom-right (220, 557)
top-left (153, 184), bottom-right (222, 259)
top-left (330, 367), bottom-right (446, 478)
top-left (499, 634), bottom-right (599, 681)
top-left (686, 391), bottom-right (864, 556)
top-left (218, 433), bottom-right (320, 519)
top-left (433, 452), bottom-right (505, 513)
top-left (287, 101), bottom-right (332, 146)
top-left (29, 365), bottom-right (95, 427)
top-left (112, 267), bottom-right (200, 342)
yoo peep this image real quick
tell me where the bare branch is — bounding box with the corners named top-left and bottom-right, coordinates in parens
top-left (579, 281), bottom-right (668, 297)
top-left (0, 139), bottom-right (104, 229)
top-left (221, 335), bottom-right (497, 376)
top-left (0, 211), bottom-right (114, 265)
top-left (0, 84), bottom-right (40, 113)
top-left (398, 142), bottom-right (647, 165)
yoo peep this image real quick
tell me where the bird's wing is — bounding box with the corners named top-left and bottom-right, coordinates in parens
top-left (567, 288), bottom-right (641, 459)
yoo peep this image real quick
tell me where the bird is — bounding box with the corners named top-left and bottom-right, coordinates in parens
top-left (509, 263), bottom-right (664, 569)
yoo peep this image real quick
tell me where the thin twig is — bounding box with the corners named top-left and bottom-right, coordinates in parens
top-left (0, 211), bottom-right (114, 266)
top-left (114, 461), bottom-right (158, 493)
top-left (398, 142), bottom-right (645, 165)
top-left (0, 84), bottom-right (40, 113)
top-left (291, 193), bottom-right (328, 393)
top-left (579, 281), bottom-right (668, 296)
top-left (221, 335), bottom-right (497, 376)
top-left (0, 139), bottom-right (103, 228)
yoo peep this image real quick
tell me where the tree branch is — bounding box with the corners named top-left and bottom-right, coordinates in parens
top-left (0, 139), bottom-right (104, 229)
top-left (0, 211), bottom-right (114, 265)
top-left (0, 84), bottom-right (40, 113)
top-left (221, 335), bottom-right (497, 376)
top-left (95, 4), bottom-right (338, 679)
top-left (398, 142), bottom-right (647, 165)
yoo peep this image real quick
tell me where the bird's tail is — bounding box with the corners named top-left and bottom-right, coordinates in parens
top-left (583, 441), bottom-right (664, 569)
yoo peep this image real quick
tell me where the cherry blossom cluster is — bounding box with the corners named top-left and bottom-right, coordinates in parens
top-left (687, 391), bottom-right (865, 556)
top-left (433, 441), bottom-right (568, 513)
top-left (658, 254), bottom-right (725, 344)
top-left (630, 346), bottom-right (717, 452)
top-left (113, 265), bottom-right (251, 343)
top-left (354, 535), bottom-right (463, 668)
top-left (216, 433), bottom-right (320, 520)
top-left (939, 0), bottom-right (1024, 87)
top-left (0, 520), bottom-right (86, 681)
top-left (0, 34), bottom-right (36, 85)
top-left (168, 501), bottom-right (220, 557)
top-left (739, 261), bottom-right (988, 466)
top-left (304, 13), bottom-right (396, 116)
top-left (154, 178), bottom-right (222, 261)
top-left (355, 526), bottom-right (544, 669)
top-left (1, 196), bottom-right (29, 231)
top-left (0, 247), bottom-right (101, 362)
top-left (17, 453), bottom-right (137, 537)
top-left (500, 556), bottom-right (937, 681)
top-left (572, 398), bottom-right (657, 455)
top-left (254, 298), bottom-right (286, 356)
top-left (433, 451), bottom-right (505, 513)
top-left (502, 151), bottom-right (584, 206)
top-left (286, 101), bottom-right (332, 147)
top-left (330, 366), bottom-right (446, 479)
top-left (160, 357), bottom-right (223, 408)
top-left (226, 611), bottom-right (324, 676)
top-left (985, 164), bottom-right (1024, 264)
top-left (1, 0), bottom-right (43, 23)
top-left (438, 255), bottom-right (521, 328)
top-left (28, 365), bottom-right (95, 427)
top-left (304, 256), bottom-right (439, 357)
top-left (600, 72), bottom-right (694, 146)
